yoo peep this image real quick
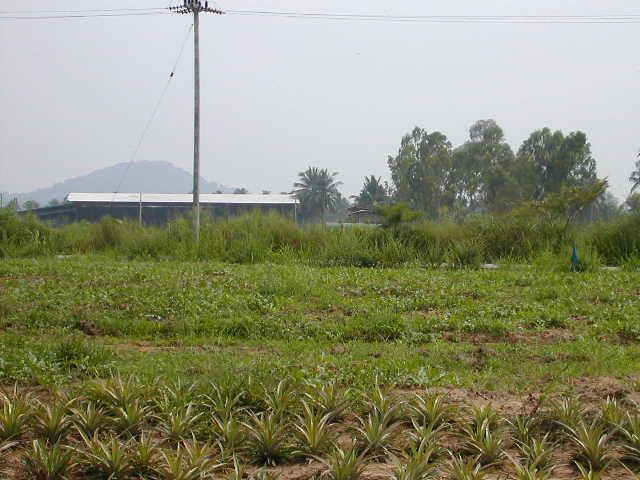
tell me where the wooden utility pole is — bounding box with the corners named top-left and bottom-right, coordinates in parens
top-left (193, 7), bottom-right (200, 240)
top-left (170, 1), bottom-right (223, 241)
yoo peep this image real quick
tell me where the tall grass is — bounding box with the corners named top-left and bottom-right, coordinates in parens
top-left (1, 208), bottom-right (638, 267)
top-left (589, 214), bottom-right (640, 265)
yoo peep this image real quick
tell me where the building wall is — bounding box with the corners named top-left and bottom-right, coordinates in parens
top-left (26, 202), bottom-right (297, 226)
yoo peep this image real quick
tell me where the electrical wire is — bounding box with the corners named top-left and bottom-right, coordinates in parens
top-left (0, 11), bottom-right (170, 20)
top-left (0, 7), bottom-right (167, 14)
top-left (3, 7), bottom-right (640, 23)
top-left (223, 10), bottom-right (640, 24)
top-left (225, 11), bottom-right (640, 19)
top-left (110, 22), bottom-right (193, 203)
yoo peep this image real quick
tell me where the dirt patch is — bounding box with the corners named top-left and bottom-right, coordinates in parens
top-left (339, 288), bottom-right (366, 298)
top-left (114, 343), bottom-right (188, 354)
top-left (397, 375), bottom-right (639, 415)
top-left (311, 305), bottom-right (356, 319)
top-left (534, 351), bottom-right (590, 364)
top-left (77, 320), bottom-right (100, 336)
top-left (0, 274), bottom-right (59, 284)
top-left (506, 328), bottom-right (578, 344)
top-left (330, 345), bottom-right (348, 355)
top-left (363, 463), bottom-right (394, 480)
top-left (617, 330), bottom-right (640, 345)
top-left (247, 461), bottom-right (324, 480)
top-left (568, 376), bottom-right (637, 403)
top-left (0, 445), bottom-right (21, 480)
top-left (569, 314), bottom-right (593, 325)
top-left (395, 385), bottom-right (538, 417)
top-left (110, 342), bottom-right (271, 356)
top-left (412, 308), bottom-right (440, 318)
top-left (443, 332), bottom-right (491, 344)
top-left (443, 329), bottom-right (578, 345)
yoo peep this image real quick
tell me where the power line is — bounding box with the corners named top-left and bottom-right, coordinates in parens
top-left (226, 12), bottom-right (640, 19)
top-left (0, 7), bottom-right (166, 14)
top-left (4, 9), bottom-right (640, 23)
top-left (0, 11), bottom-right (170, 20)
top-left (223, 10), bottom-right (640, 24)
top-left (110, 22), bottom-right (194, 201)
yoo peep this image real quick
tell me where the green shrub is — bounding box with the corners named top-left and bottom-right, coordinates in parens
top-left (0, 209), bottom-right (55, 256)
top-left (446, 238), bottom-right (484, 269)
top-left (590, 214), bottom-right (640, 264)
top-left (469, 214), bottom-right (567, 261)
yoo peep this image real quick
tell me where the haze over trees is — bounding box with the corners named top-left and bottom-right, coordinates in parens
top-left (294, 119), bottom-right (637, 223)
top-left (385, 120), bottom-right (600, 220)
top-left (9, 122), bottom-right (638, 224)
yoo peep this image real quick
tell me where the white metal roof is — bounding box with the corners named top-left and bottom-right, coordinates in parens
top-left (65, 192), bottom-right (297, 205)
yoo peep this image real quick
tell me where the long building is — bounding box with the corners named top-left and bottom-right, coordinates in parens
top-left (24, 192), bottom-right (299, 225)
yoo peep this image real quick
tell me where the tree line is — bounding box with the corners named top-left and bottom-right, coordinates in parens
top-left (294, 119), bottom-right (640, 222)
top-left (8, 119), bottom-right (640, 221)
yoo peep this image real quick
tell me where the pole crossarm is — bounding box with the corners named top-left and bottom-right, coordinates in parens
top-left (169, 1), bottom-right (224, 15)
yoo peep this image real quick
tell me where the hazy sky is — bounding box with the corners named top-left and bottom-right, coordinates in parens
top-left (1, 0), bottom-right (639, 200)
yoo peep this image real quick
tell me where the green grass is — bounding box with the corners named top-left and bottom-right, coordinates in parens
top-left (1, 257), bottom-right (639, 391)
top-left (3, 208), bottom-right (640, 266)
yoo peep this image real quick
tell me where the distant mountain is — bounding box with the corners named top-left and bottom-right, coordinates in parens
top-left (7, 161), bottom-right (232, 206)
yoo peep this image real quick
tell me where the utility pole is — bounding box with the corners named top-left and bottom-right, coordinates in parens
top-left (170, 1), bottom-right (223, 241)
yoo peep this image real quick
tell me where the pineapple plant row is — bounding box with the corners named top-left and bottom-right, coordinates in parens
top-left (1, 376), bottom-right (640, 479)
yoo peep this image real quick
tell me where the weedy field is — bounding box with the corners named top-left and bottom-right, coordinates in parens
top-left (1, 257), bottom-right (640, 478)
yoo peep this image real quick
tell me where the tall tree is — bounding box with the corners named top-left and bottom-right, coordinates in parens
top-left (516, 128), bottom-right (597, 200)
top-left (528, 180), bottom-right (607, 234)
top-left (352, 175), bottom-right (389, 210)
top-left (451, 120), bottom-right (518, 213)
top-left (387, 127), bottom-right (453, 219)
top-left (630, 154), bottom-right (640, 194)
top-left (483, 165), bottom-right (523, 214)
top-left (589, 191), bottom-right (621, 222)
top-left (293, 167), bottom-right (343, 223)
top-left (626, 193), bottom-right (640, 214)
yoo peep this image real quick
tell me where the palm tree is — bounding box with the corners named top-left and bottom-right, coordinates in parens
top-left (294, 167), bottom-right (342, 223)
top-left (631, 155), bottom-right (640, 193)
top-left (352, 175), bottom-right (389, 210)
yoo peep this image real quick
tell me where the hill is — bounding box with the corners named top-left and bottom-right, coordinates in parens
top-left (7, 161), bottom-right (232, 206)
